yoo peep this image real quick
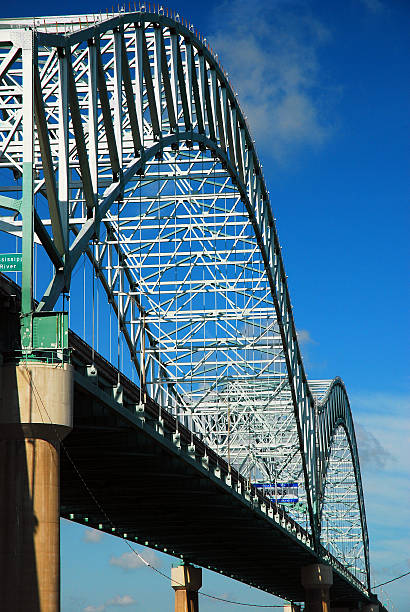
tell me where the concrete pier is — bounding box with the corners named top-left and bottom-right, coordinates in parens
top-left (301, 563), bottom-right (333, 612)
top-left (0, 362), bottom-right (73, 612)
top-left (171, 564), bottom-right (202, 612)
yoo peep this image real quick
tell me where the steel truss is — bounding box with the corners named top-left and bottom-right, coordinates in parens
top-left (0, 9), bottom-right (369, 590)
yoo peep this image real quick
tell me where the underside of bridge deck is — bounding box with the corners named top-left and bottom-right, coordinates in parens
top-left (60, 334), bottom-right (373, 608)
top-left (0, 273), bottom-right (376, 608)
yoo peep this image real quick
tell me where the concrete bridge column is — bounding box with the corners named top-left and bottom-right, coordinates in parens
top-left (171, 564), bottom-right (202, 612)
top-left (283, 605), bottom-right (301, 612)
top-left (301, 564), bottom-right (333, 612)
top-left (0, 362), bottom-right (73, 612)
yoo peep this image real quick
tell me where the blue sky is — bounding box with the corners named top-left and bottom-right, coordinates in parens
top-left (1, 0), bottom-right (409, 610)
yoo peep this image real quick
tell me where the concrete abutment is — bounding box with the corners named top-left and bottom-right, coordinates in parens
top-left (0, 362), bottom-right (73, 612)
top-left (301, 563), bottom-right (333, 612)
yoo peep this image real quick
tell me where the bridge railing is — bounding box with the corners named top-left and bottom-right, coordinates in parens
top-left (71, 319), bottom-right (371, 594)
top-left (68, 323), bottom-right (315, 549)
top-left (320, 544), bottom-right (369, 596)
top-left (1, 270), bottom-right (370, 596)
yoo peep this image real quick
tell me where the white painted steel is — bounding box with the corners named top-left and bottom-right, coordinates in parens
top-left (0, 11), bottom-right (369, 590)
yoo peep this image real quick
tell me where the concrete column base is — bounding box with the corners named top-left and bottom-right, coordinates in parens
top-left (283, 605), bottom-right (301, 612)
top-left (171, 564), bottom-right (202, 612)
top-left (301, 563), bottom-right (333, 612)
top-left (0, 363), bottom-right (73, 612)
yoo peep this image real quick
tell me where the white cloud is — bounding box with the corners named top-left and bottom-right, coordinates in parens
top-left (352, 393), bottom-right (410, 472)
top-left (296, 329), bottom-right (316, 345)
top-left (83, 594), bottom-right (135, 611)
top-left (348, 393), bottom-right (410, 607)
top-left (355, 422), bottom-right (394, 470)
top-left (106, 595), bottom-right (135, 607)
top-left (110, 549), bottom-right (160, 570)
top-left (351, 391), bottom-right (410, 416)
top-left (209, 0), bottom-right (333, 161)
top-left (83, 528), bottom-right (104, 543)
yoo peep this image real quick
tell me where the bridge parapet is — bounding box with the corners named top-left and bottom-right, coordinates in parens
top-left (0, 271), bottom-right (385, 610)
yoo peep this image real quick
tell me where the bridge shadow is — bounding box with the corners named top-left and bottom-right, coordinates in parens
top-left (0, 292), bottom-right (41, 611)
top-left (0, 425), bottom-right (42, 609)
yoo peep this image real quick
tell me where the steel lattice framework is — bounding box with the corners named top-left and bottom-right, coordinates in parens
top-left (0, 9), bottom-right (370, 591)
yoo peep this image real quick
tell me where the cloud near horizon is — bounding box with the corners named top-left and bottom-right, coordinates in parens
top-left (83, 528), bottom-right (104, 543)
top-left (351, 392), bottom-right (410, 604)
top-left (110, 549), bottom-right (161, 571)
top-left (355, 422), bottom-right (394, 470)
top-left (83, 594), bottom-right (135, 611)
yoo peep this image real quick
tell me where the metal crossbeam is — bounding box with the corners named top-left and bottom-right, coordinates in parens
top-left (0, 10), bottom-right (370, 591)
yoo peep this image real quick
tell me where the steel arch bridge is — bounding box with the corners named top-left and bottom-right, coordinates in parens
top-left (0, 8), bottom-right (370, 592)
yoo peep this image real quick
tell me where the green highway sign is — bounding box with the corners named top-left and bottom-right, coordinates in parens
top-left (0, 253), bottom-right (22, 272)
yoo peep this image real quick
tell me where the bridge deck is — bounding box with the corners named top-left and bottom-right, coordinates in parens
top-left (0, 272), bottom-right (376, 607)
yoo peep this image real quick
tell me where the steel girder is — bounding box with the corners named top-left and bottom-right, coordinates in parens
top-left (313, 378), bottom-right (370, 587)
top-left (0, 10), bottom-right (369, 591)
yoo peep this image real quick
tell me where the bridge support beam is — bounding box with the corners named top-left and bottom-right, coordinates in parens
top-left (301, 564), bottom-right (333, 612)
top-left (349, 606), bottom-right (379, 612)
top-left (171, 564), bottom-right (202, 612)
top-left (0, 362), bottom-right (73, 612)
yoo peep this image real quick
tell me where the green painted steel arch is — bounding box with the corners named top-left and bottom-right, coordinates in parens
top-left (0, 10), bottom-right (370, 591)
top-left (316, 378), bottom-right (370, 589)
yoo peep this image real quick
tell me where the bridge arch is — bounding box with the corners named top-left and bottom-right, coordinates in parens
top-left (0, 10), bottom-right (369, 588)
top-left (315, 379), bottom-right (370, 588)
top-left (21, 12), bottom-right (319, 543)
